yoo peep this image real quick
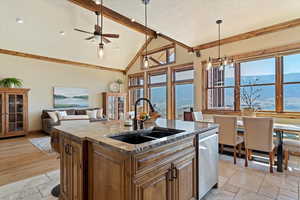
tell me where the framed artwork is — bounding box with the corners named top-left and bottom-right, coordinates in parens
top-left (53, 87), bottom-right (89, 108)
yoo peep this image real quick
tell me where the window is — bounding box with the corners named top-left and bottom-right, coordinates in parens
top-left (283, 53), bottom-right (300, 112)
top-left (240, 58), bottom-right (276, 111)
top-left (142, 44), bottom-right (176, 68)
top-left (207, 65), bottom-right (235, 110)
top-left (173, 67), bottom-right (194, 120)
top-left (148, 71), bottom-right (167, 118)
top-left (128, 74), bottom-right (144, 111)
top-left (205, 52), bottom-right (300, 114)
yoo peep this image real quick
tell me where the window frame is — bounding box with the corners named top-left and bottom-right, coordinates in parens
top-left (172, 65), bottom-right (194, 120)
top-left (147, 69), bottom-right (168, 118)
top-left (128, 73), bottom-right (145, 111)
top-left (141, 43), bottom-right (176, 68)
top-left (204, 51), bottom-right (300, 115)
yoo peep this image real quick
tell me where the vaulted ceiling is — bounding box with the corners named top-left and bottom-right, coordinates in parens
top-left (1, 0), bottom-right (300, 70)
top-left (104, 0), bottom-right (300, 47)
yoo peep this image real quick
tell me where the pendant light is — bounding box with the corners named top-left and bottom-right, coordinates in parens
top-left (97, 0), bottom-right (104, 59)
top-left (142, 0), bottom-right (150, 68)
top-left (207, 20), bottom-right (234, 71)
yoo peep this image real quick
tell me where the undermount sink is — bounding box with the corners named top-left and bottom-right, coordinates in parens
top-left (110, 134), bottom-right (154, 144)
top-left (109, 127), bottom-right (185, 144)
top-left (146, 127), bottom-right (184, 138)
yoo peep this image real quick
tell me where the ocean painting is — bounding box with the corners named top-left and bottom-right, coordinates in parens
top-left (53, 87), bottom-right (89, 108)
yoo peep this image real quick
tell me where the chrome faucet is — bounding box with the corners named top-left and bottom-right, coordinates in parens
top-left (133, 98), bottom-right (155, 130)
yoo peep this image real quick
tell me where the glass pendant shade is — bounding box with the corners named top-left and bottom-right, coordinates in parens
top-left (98, 43), bottom-right (104, 59)
top-left (144, 56), bottom-right (149, 68)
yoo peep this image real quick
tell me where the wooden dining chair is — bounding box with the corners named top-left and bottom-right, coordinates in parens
top-left (283, 139), bottom-right (300, 170)
top-left (213, 115), bottom-right (244, 164)
top-left (192, 112), bottom-right (204, 121)
top-left (243, 117), bottom-right (275, 173)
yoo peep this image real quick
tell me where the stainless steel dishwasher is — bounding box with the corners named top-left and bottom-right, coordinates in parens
top-left (197, 130), bottom-right (219, 199)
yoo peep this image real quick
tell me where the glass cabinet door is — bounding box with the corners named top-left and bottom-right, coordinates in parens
top-left (0, 94), bottom-right (4, 136)
top-left (6, 94), bottom-right (25, 134)
top-left (107, 96), bottom-right (115, 120)
top-left (117, 96), bottom-right (125, 120)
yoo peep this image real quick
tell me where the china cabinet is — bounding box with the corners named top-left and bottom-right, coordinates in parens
top-left (0, 88), bottom-right (30, 138)
top-left (102, 92), bottom-right (127, 120)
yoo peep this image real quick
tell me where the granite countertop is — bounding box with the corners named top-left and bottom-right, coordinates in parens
top-left (54, 118), bottom-right (218, 154)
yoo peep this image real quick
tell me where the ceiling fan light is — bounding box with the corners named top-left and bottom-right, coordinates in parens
top-left (98, 43), bottom-right (104, 59)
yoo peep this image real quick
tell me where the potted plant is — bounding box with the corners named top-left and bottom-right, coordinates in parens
top-left (240, 78), bottom-right (262, 116)
top-left (0, 78), bottom-right (23, 88)
top-left (115, 79), bottom-right (124, 93)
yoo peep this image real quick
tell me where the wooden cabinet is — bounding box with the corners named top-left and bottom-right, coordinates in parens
top-left (59, 132), bottom-right (197, 200)
top-left (0, 88), bottom-right (30, 138)
top-left (60, 135), bottom-right (84, 200)
top-left (87, 136), bottom-right (196, 200)
top-left (102, 92), bottom-right (127, 121)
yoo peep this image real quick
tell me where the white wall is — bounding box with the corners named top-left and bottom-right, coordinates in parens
top-left (0, 54), bottom-right (125, 131)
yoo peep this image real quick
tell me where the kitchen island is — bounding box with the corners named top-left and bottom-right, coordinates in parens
top-left (53, 119), bottom-right (218, 200)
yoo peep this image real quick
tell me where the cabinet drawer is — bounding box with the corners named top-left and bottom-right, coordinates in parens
top-left (133, 136), bottom-right (195, 176)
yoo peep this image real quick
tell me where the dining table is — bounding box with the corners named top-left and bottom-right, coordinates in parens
top-left (198, 119), bottom-right (300, 172)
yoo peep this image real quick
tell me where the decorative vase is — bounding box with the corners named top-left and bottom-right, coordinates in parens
top-left (242, 108), bottom-right (256, 117)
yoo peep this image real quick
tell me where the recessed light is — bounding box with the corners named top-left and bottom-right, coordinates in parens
top-left (131, 18), bottom-right (136, 22)
top-left (94, 0), bottom-right (101, 5)
top-left (16, 18), bottom-right (24, 24)
top-left (156, 31), bottom-right (160, 34)
top-left (59, 31), bottom-right (65, 36)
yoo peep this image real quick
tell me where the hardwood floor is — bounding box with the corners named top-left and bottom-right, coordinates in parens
top-left (0, 131), bottom-right (60, 186)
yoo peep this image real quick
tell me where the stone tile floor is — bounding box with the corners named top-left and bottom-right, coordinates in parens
top-left (0, 154), bottom-right (299, 200)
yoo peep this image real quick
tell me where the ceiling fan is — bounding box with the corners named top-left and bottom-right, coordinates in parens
top-left (74, 0), bottom-right (120, 58)
top-left (74, 11), bottom-right (119, 44)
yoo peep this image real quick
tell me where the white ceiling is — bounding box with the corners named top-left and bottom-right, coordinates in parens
top-left (1, 0), bottom-right (300, 70)
top-left (0, 0), bottom-right (145, 70)
top-left (104, 0), bottom-right (300, 47)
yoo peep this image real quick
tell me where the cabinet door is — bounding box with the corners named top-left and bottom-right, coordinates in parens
top-left (0, 93), bottom-right (4, 136)
top-left (60, 136), bottom-right (72, 200)
top-left (71, 140), bottom-right (83, 200)
top-left (135, 166), bottom-right (172, 200)
top-left (5, 93), bottom-right (26, 135)
top-left (172, 153), bottom-right (197, 200)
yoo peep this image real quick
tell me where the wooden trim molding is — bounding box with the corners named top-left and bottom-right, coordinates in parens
top-left (125, 37), bottom-right (154, 73)
top-left (0, 48), bottom-right (124, 73)
top-left (193, 18), bottom-right (300, 51)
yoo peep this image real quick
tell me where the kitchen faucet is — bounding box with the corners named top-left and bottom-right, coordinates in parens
top-left (133, 98), bottom-right (155, 130)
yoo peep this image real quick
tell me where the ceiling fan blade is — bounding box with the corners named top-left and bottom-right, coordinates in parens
top-left (74, 28), bottom-right (94, 35)
top-left (85, 36), bottom-right (95, 40)
top-left (102, 34), bottom-right (120, 38)
top-left (103, 37), bottom-right (111, 44)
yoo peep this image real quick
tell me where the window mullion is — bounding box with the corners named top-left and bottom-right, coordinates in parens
top-left (234, 63), bottom-right (241, 111)
top-left (276, 56), bottom-right (283, 113)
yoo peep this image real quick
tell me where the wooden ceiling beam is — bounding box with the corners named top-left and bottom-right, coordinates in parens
top-left (193, 18), bottom-right (300, 51)
top-left (125, 37), bottom-right (154, 73)
top-left (68, 0), bottom-right (194, 52)
top-left (68, 0), bottom-right (157, 37)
